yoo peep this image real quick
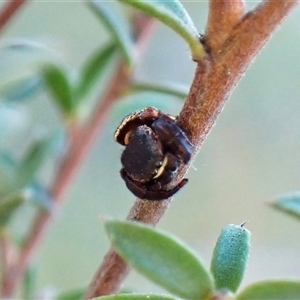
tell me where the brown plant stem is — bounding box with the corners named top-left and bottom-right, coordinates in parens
top-left (85, 0), bottom-right (298, 299)
top-left (84, 199), bottom-right (170, 299)
top-left (0, 233), bottom-right (10, 293)
top-left (0, 0), bottom-right (27, 33)
top-left (179, 0), bottom-right (298, 146)
top-left (206, 0), bottom-right (245, 52)
top-left (1, 15), bottom-right (156, 298)
top-left (2, 85), bottom-right (116, 296)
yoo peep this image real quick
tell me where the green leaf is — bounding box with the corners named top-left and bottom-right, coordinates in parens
top-left (93, 294), bottom-right (177, 300)
top-left (76, 42), bottom-right (117, 100)
top-left (0, 76), bottom-right (42, 102)
top-left (118, 0), bottom-right (204, 61)
top-left (210, 223), bottom-right (251, 293)
top-left (237, 280), bottom-right (300, 300)
top-left (88, 1), bottom-right (134, 66)
top-left (130, 82), bottom-right (188, 99)
top-left (15, 139), bottom-right (50, 190)
top-left (0, 193), bottom-right (25, 228)
top-left (105, 220), bottom-right (213, 300)
top-left (42, 64), bottom-right (74, 117)
top-left (0, 153), bottom-right (16, 196)
top-left (0, 38), bottom-right (62, 60)
top-left (270, 192), bottom-right (300, 221)
top-left (22, 265), bottom-right (37, 300)
top-left (0, 76), bottom-right (42, 103)
top-left (56, 288), bottom-right (85, 300)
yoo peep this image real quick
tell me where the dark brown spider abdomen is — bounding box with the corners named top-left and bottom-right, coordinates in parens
top-left (121, 125), bottom-right (164, 182)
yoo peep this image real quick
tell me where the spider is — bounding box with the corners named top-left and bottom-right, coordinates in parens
top-left (114, 107), bottom-right (193, 200)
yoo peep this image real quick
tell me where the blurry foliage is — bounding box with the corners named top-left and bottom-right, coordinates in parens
top-left (0, 1), bottom-right (190, 236)
top-left (0, 1), bottom-right (299, 299)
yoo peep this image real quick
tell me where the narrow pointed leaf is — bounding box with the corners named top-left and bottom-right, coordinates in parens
top-left (22, 265), bottom-right (37, 300)
top-left (93, 294), bottom-right (177, 300)
top-left (237, 280), bottom-right (300, 300)
top-left (118, 0), bottom-right (203, 60)
top-left (105, 220), bottom-right (213, 300)
top-left (130, 82), bottom-right (188, 99)
top-left (42, 64), bottom-right (74, 116)
top-left (270, 192), bottom-right (300, 221)
top-left (0, 38), bottom-right (63, 61)
top-left (76, 42), bottom-right (117, 100)
top-left (0, 153), bottom-right (16, 195)
top-left (88, 1), bottom-right (134, 66)
top-left (56, 289), bottom-right (85, 300)
top-left (15, 139), bottom-right (50, 189)
top-left (0, 193), bottom-right (25, 228)
top-left (210, 224), bottom-right (251, 293)
top-left (1, 76), bottom-right (42, 103)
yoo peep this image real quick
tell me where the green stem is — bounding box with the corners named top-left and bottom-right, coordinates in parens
top-left (130, 82), bottom-right (188, 99)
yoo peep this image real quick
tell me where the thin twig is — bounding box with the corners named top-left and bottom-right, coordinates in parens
top-left (0, 233), bottom-right (11, 290)
top-left (0, 0), bottom-right (27, 33)
top-left (1, 15), bottom-right (156, 298)
top-left (84, 0), bottom-right (298, 298)
top-left (205, 0), bottom-right (245, 52)
top-left (1, 66), bottom-right (126, 296)
top-left (84, 199), bottom-right (170, 298)
top-left (179, 0), bottom-right (298, 146)
top-left (2, 89), bottom-right (119, 296)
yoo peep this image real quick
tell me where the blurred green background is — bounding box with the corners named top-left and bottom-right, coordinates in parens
top-left (1, 0), bottom-right (300, 297)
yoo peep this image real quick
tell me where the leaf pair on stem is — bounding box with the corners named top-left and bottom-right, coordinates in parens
top-left (102, 220), bottom-right (300, 300)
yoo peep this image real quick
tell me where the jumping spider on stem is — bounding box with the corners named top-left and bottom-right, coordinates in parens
top-left (114, 107), bottom-right (193, 200)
